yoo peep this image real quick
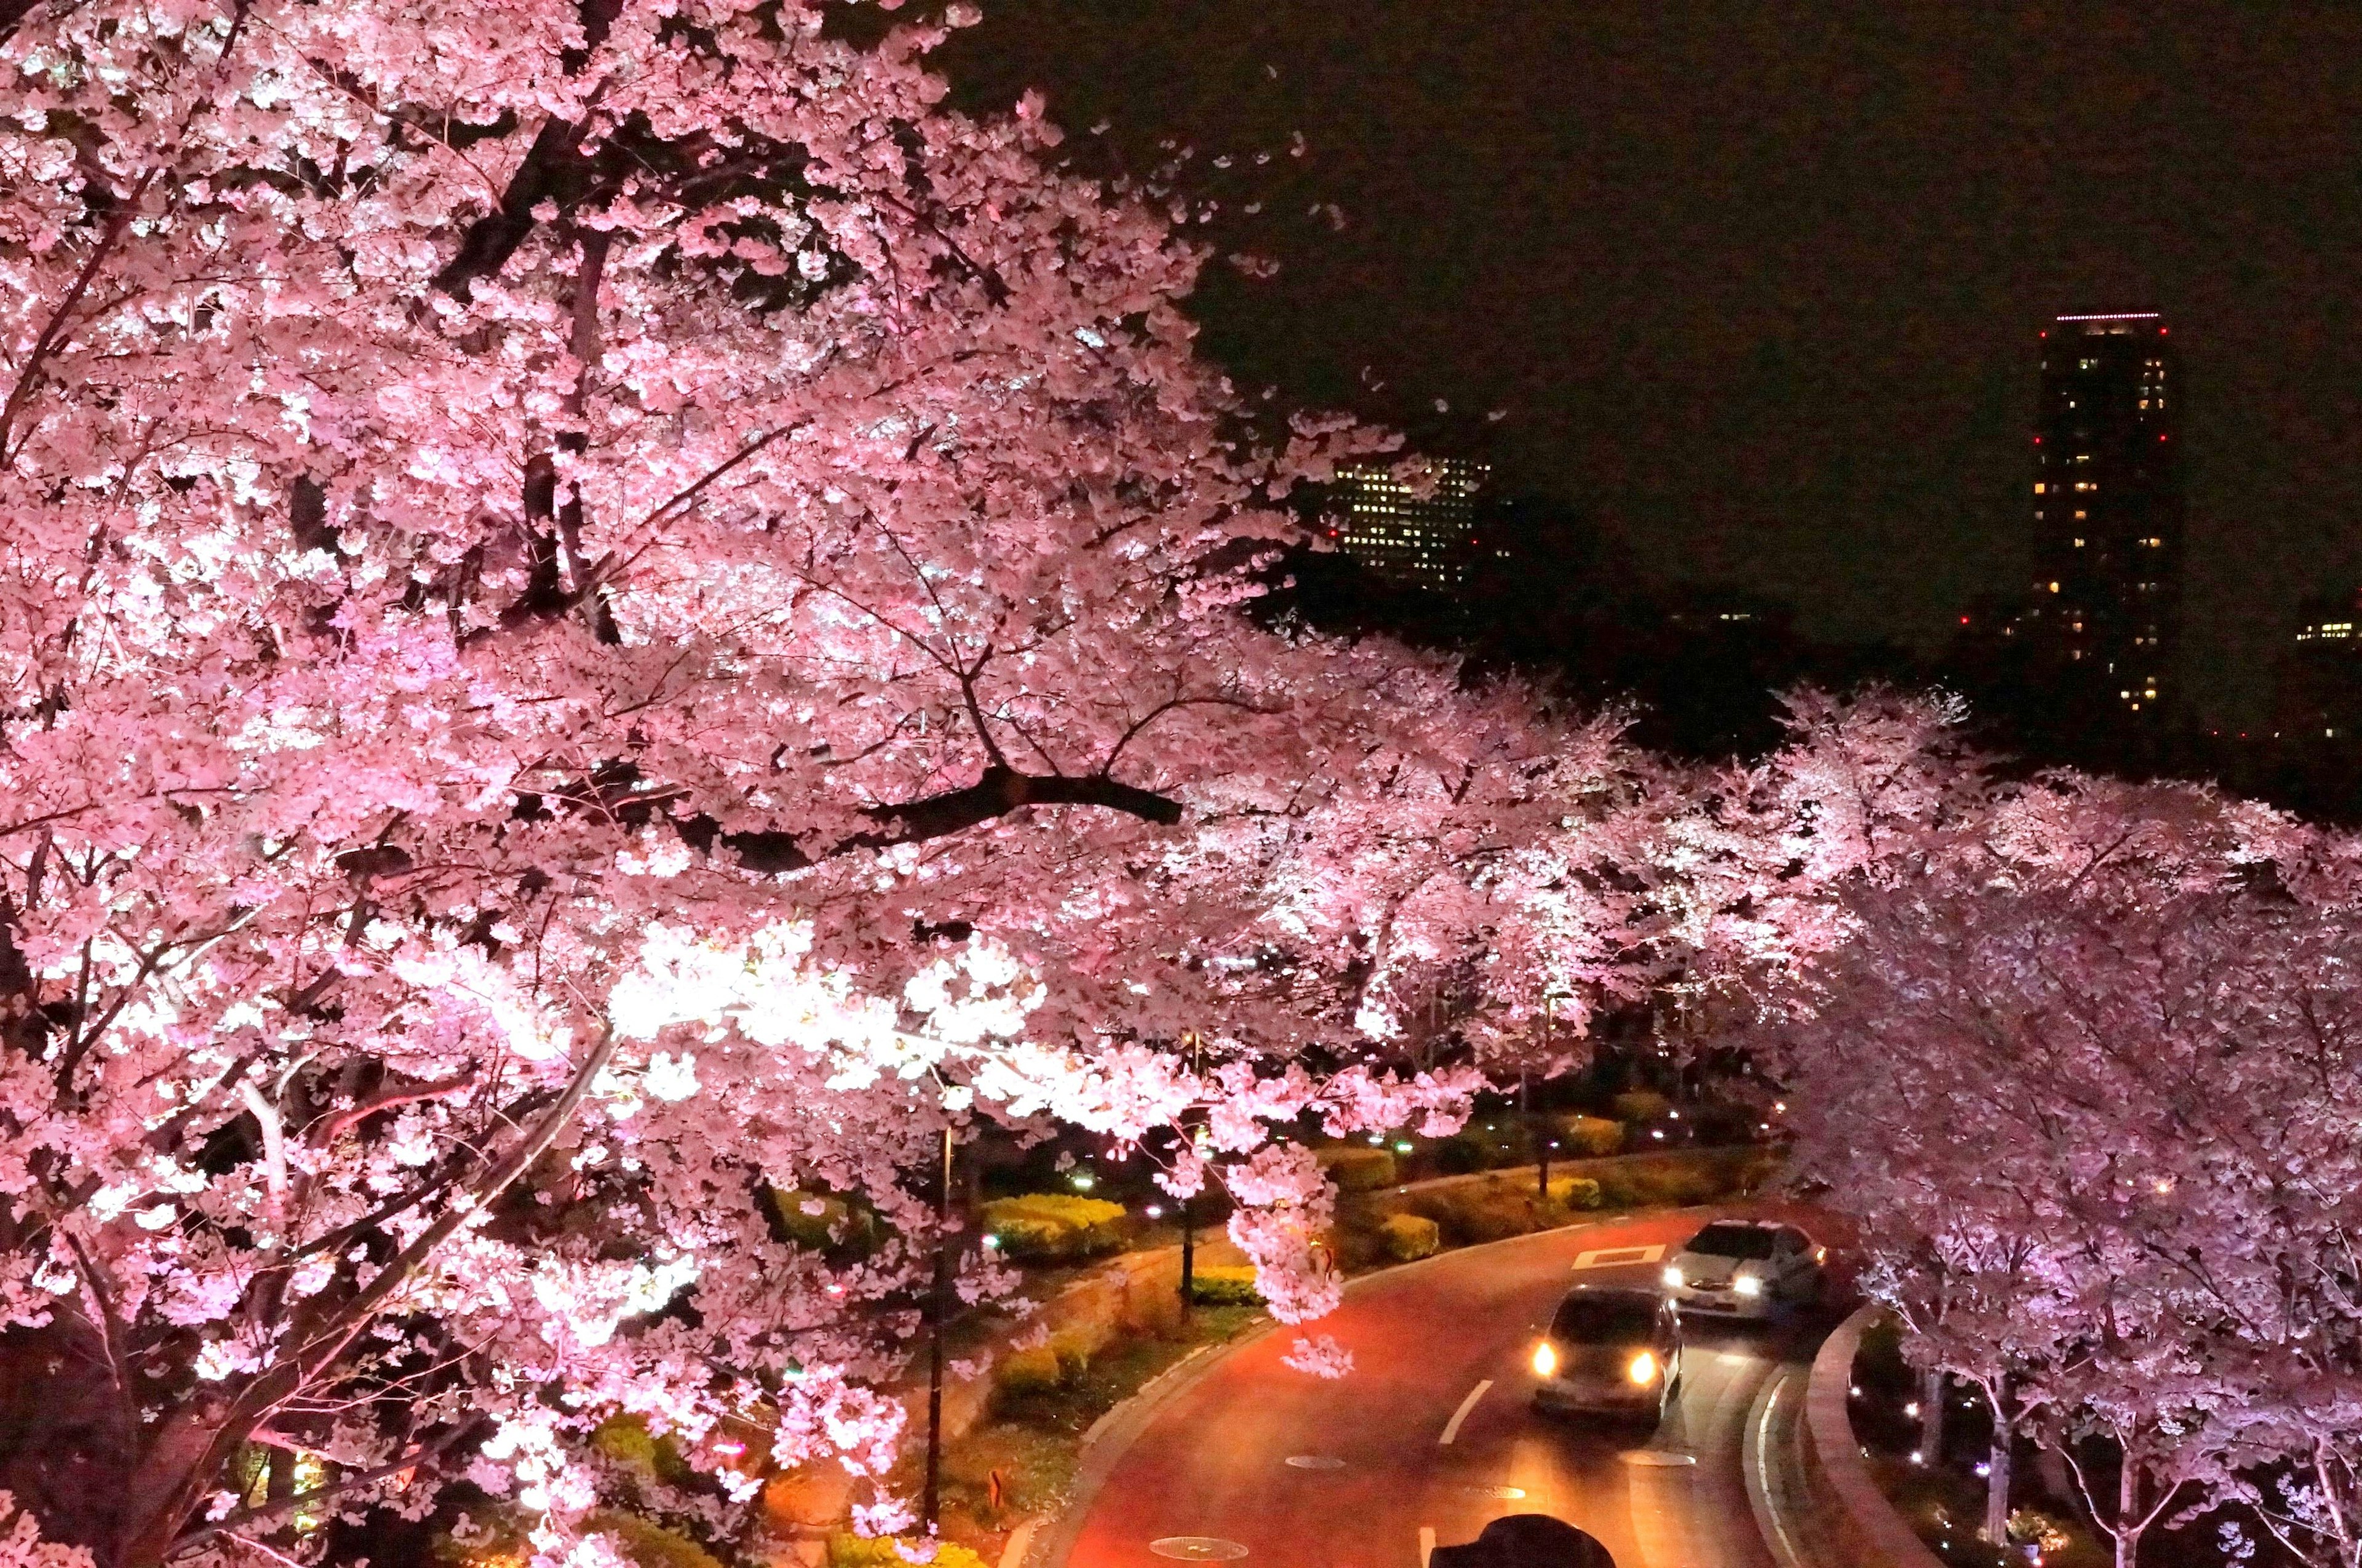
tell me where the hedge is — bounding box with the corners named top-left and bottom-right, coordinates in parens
top-left (1548, 1175), bottom-right (1604, 1211)
top-left (590, 1415), bottom-right (698, 1491)
top-left (1610, 1090), bottom-right (1674, 1124)
top-left (1378, 1212), bottom-right (1440, 1261)
top-left (587, 1512), bottom-right (729, 1568)
top-left (981, 1194), bottom-right (1129, 1262)
top-left (1314, 1145), bottom-right (1399, 1192)
top-left (1554, 1115), bottom-right (1625, 1157)
top-left (771, 1188), bottom-right (880, 1254)
top-left (829, 1538), bottom-right (992, 1568)
top-left (1187, 1265), bottom-right (1263, 1306)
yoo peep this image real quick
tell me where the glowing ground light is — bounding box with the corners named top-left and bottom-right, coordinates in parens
top-left (1284, 1454), bottom-right (1346, 1470)
top-left (1149, 1539), bottom-right (1250, 1561)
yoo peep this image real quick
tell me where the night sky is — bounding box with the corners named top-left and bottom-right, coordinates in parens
top-left (950, 2), bottom-right (2362, 724)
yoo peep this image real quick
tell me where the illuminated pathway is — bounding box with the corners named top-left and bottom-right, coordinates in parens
top-left (1039, 1206), bottom-right (1842, 1568)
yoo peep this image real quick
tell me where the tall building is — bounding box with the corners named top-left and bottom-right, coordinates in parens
top-left (1327, 456), bottom-right (1491, 591)
top-left (2021, 312), bottom-right (2185, 720)
top-left (2275, 589), bottom-right (2362, 742)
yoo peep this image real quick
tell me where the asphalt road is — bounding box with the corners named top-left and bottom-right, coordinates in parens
top-left (1050, 1206), bottom-right (1842, 1568)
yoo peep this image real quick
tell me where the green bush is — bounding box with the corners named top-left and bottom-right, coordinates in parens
top-left (1378, 1212), bottom-right (1441, 1261)
top-left (590, 1415), bottom-right (697, 1490)
top-left (1434, 1136), bottom-right (1490, 1175)
top-left (1409, 1181), bottom-right (1549, 1245)
top-left (994, 1343), bottom-right (1065, 1397)
top-left (829, 1537), bottom-right (992, 1568)
top-left (1690, 1102), bottom-right (1761, 1146)
top-left (1051, 1331), bottom-right (1094, 1382)
top-left (982, 1194), bottom-right (1129, 1262)
top-left (588, 1512), bottom-right (729, 1568)
top-left (1548, 1175), bottom-right (1604, 1210)
top-left (771, 1188), bottom-right (880, 1254)
top-left (1315, 1145), bottom-right (1399, 1192)
top-left (1188, 1265), bottom-right (1264, 1306)
top-left (1554, 1115), bottom-right (1626, 1156)
top-left (1610, 1090), bottom-right (1674, 1124)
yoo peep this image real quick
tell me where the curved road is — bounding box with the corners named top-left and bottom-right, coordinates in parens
top-left (1048, 1206), bottom-right (1842, 1568)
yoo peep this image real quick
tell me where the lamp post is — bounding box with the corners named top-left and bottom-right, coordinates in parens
top-left (1177, 1030), bottom-right (1202, 1310)
top-left (1533, 993), bottom-right (1554, 1203)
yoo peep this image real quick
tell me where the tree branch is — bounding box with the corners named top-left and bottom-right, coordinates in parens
top-left (702, 764), bottom-right (1183, 873)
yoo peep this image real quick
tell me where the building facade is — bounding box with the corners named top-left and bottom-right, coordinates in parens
top-left (2276, 590), bottom-right (2362, 742)
top-left (2019, 312), bottom-right (2185, 720)
top-left (1328, 457), bottom-right (1491, 591)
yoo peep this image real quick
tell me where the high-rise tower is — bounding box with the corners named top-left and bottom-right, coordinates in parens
top-left (2023, 312), bottom-right (2184, 719)
top-left (1327, 456), bottom-right (1491, 591)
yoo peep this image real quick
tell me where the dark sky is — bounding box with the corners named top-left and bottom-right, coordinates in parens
top-left (948, 2), bottom-right (2362, 724)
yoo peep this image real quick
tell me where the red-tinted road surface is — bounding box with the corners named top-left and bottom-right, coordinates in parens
top-left (1051, 1206), bottom-right (1839, 1568)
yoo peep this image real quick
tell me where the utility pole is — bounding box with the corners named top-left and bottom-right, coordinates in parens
top-left (922, 1123), bottom-right (954, 1532)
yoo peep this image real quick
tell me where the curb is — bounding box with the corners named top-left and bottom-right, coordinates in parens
top-left (1804, 1303), bottom-right (1946, 1568)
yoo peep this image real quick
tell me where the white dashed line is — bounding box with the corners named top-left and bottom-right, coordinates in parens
top-left (1440, 1378), bottom-right (1493, 1445)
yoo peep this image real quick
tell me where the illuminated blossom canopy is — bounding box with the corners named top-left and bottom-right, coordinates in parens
top-left (0, 0), bottom-right (1675, 1562)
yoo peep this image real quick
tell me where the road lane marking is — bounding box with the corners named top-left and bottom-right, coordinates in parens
top-left (1440, 1378), bottom-right (1493, 1445)
top-left (1418, 1526), bottom-right (1436, 1566)
top-left (1619, 1448), bottom-right (1698, 1467)
top-left (1573, 1243), bottom-right (1664, 1270)
top-left (1284, 1454), bottom-right (1345, 1470)
top-left (1744, 1364), bottom-right (1809, 1568)
top-left (1148, 1540), bottom-right (1248, 1562)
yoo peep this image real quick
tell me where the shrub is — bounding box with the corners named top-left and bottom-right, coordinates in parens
top-left (1050, 1331), bottom-right (1094, 1382)
top-left (770, 1188), bottom-right (880, 1255)
top-left (829, 1537), bottom-right (992, 1568)
top-left (587, 1512), bottom-right (729, 1568)
top-left (1610, 1090), bottom-right (1673, 1124)
top-left (981, 1194), bottom-right (1129, 1262)
top-left (1314, 1145), bottom-right (1398, 1192)
top-left (1554, 1115), bottom-right (1625, 1157)
top-left (1548, 1176), bottom-right (1604, 1211)
top-left (1409, 1181), bottom-right (1545, 1245)
top-left (1434, 1136), bottom-right (1490, 1175)
top-left (1378, 1212), bottom-right (1441, 1261)
top-left (993, 1345), bottom-right (1065, 1398)
top-left (590, 1415), bottom-right (697, 1490)
top-left (1188, 1265), bottom-right (1263, 1306)
top-left (1689, 1102), bottom-right (1760, 1146)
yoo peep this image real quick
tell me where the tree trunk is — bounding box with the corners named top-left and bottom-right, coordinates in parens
top-left (1984, 1419), bottom-right (2013, 1544)
top-left (2114, 1458), bottom-right (2143, 1568)
top-left (1919, 1367), bottom-right (1944, 1461)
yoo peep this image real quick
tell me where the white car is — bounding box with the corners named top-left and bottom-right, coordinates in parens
top-left (1661, 1219), bottom-right (1826, 1319)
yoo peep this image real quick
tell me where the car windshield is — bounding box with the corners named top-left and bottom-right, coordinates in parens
top-left (1551, 1297), bottom-right (1656, 1343)
top-left (1686, 1223), bottom-right (1779, 1260)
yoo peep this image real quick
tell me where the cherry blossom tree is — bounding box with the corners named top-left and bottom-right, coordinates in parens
top-left (1752, 702), bottom-right (2362, 1564)
top-left (0, 0), bottom-right (1677, 1561)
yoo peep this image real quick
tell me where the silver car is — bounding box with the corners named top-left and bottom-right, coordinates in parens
top-left (1661, 1219), bottom-right (1826, 1319)
top-left (1530, 1284), bottom-right (1683, 1423)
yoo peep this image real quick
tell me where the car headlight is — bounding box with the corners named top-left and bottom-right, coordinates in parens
top-left (1661, 1265), bottom-right (1684, 1289)
top-left (1733, 1275), bottom-right (1764, 1297)
top-left (1627, 1350), bottom-right (1659, 1385)
top-left (1531, 1340), bottom-right (1558, 1379)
